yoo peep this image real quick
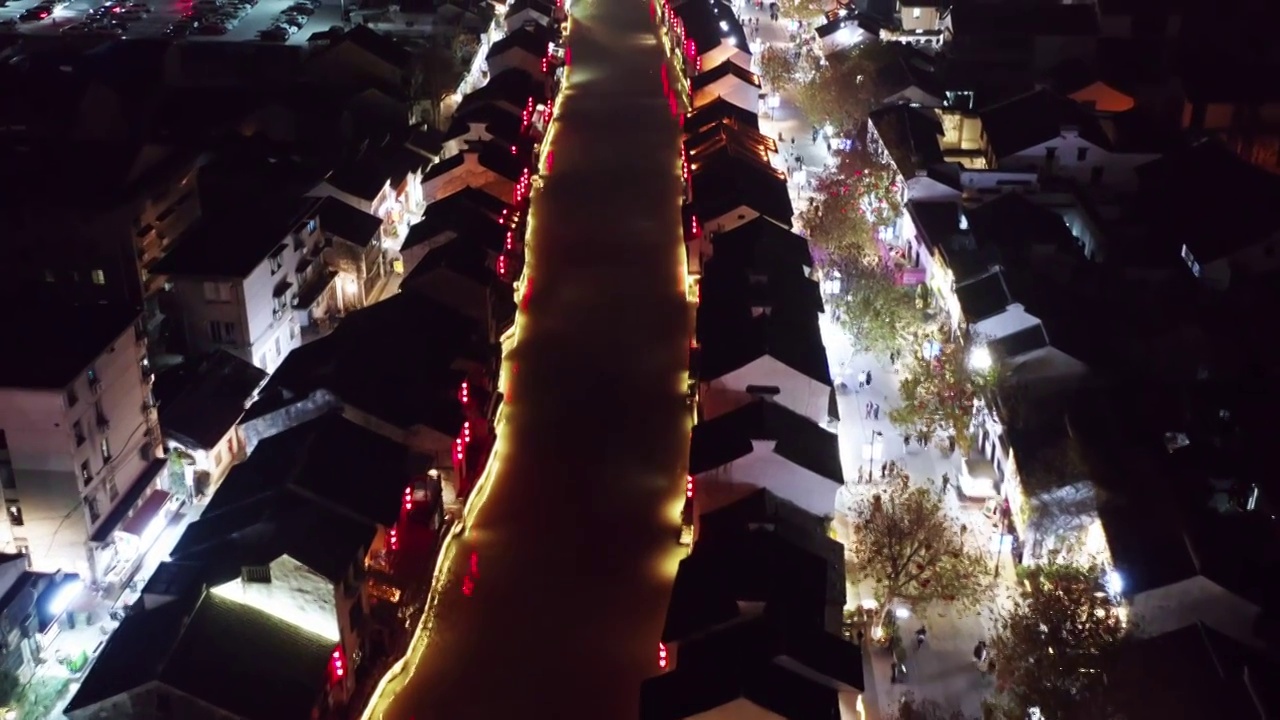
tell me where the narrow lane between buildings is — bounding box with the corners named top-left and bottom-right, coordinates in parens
top-left (369, 0), bottom-right (690, 716)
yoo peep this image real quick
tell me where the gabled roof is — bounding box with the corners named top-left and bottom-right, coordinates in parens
top-left (487, 23), bottom-right (555, 61)
top-left (153, 198), bottom-right (317, 279)
top-left (65, 590), bottom-right (332, 719)
top-left (684, 97), bottom-right (760, 135)
top-left (707, 216), bottom-right (814, 275)
top-left (955, 270), bottom-right (1013, 324)
top-left (204, 413), bottom-right (411, 527)
top-left (154, 350), bottom-right (267, 450)
top-left (697, 300), bottom-right (831, 386)
top-left (872, 44), bottom-right (945, 100)
top-left (950, 2), bottom-right (1099, 36)
top-left (688, 399), bottom-right (842, 482)
top-left (868, 104), bottom-right (945, 179)
top-left (424, 141), bottom-right (527, 183)
top-left (444, 103), bottom-right (524, 146)
top-left (978, 87), bottom-right (1112, 158)
top-left (640, 646), bottom-right (839, 720)
top-left (404, 186), bottom-right (515, 252)
top-left (700, 259), bottom-right (824, 319)
top-left (679, 615), bottom-right (863, 691)
top-left (0, 303), bottom-right (139, 390)
top-left (456, 69), bottom-right (547, 117)
top-left (403, 231), bottom-right (497, 289)
top-left (1135, 139), bottom-right (1280, 264)
top-left (260, 292), bottom-right (480, 432)
top-left (673, 0), bottom-right (749, 58)
top-left (689, 148), bottom-right (792, 227)
top-left (332, 25), bottom-right (413, 69)
top-left (315, 196), bottom-right (382, 247)
top-left (989, 322), bottom-right (1051, 361)
top-left (961, 193), bottom-right (1081, 274)
top-left (507, 0), bottom-right (556, 18)
top-left (690, 60), bottom-right (761, 93)
top-left (684, 121), bottom-right (777, 161)
top-left (324, 143), bottom-right (427, 200)
top-left (699, 489), bottom-right (844, 576)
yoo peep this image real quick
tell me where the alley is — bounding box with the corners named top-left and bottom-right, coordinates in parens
top-left (367, 0), bottom-right (691, 717)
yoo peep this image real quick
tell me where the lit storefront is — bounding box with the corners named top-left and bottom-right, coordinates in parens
top-left (86, 465), bottom-right (184, 590)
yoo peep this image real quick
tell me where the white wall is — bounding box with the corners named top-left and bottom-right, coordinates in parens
top-left (905, 175), bottom-right (961, 202)
top-left (701, 356), bottom-right (832, 424)
top-left (1130, 576), bottom-right (1262, 647)
top-left (703, 205), bottom-right (762, 236)
top-left (443, 122), bottom-right (506, 158)
top-left (970, 303), bottom-right (1039, 343)
top-left (698, 447), bottom-right (839, 517)
top-left (488, 49), bottom-right (546, 84)
top-left (0, 320), bottom-right (155, 576)
top-left (995, 131), bottom-right (1160, 191)
top-left (882, 85), bottom-right (943, 108)
top-left (687, 697), bottom-right (788, 720)
top-left (242, 254), bottom-right (304, 374)
top-left (692, 78), bottom-right (760, 115)
top-left (422, 157), bottom-right (516, 205)
top-left (504, 8), bottom-right (551, 32)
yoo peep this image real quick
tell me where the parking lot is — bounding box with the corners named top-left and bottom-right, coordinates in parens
top-left (0, 0), bottom-right (344, 44)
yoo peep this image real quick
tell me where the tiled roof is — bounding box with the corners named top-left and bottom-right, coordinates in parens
top-left (954, 270), bottom-right (1013, 323)
top-left (690, 60), bottom-right (760, 92)
top-left (678, 614), bottom-right (863, 691)
top-left (154, 349), bottom-right (267, 450)
top-left (868, 104), bottom-right (945, 179)
top-left (444, 104), bottom-right (524, 145)
top-left (697, 300), bottom-right (831, 386)
top-left (456, 68), bottom-right (548, 116)
top-left (684, 97), bottom-right (760, 135)
top-left (688, 399), bottom-right (843, 482)
top-left (0, 303), bottom-right (139, 389)
top-left (978, 87), bottom-right (1112, 159)
top-left (684, 121), bottom-right (778, 160)
top-left (989, 322), bottom-right (1050, 360)
top-left (404, 186), bottom-right (514, 252)
top-left (335, 25), bottom-right (412, 69)
top-left (316, 196), bottom-right (383, 247)
top-left (872, 44), bottom-right (945, 100)
top-left (640, 650), bottom-right (839, 720)
top-left (673, 0), bottom-right (749, 59)
top-left (707, 216), bottom-right (813, 273)
top-left (689, 147), bottom-right (792, 228)
top-left (950, 2), bottom-right (1098, 36)
top-left (487, 23), bottom-right (555, 61)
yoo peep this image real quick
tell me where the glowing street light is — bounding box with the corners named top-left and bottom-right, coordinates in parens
top-left (968, 345), bottom-right (993, 372)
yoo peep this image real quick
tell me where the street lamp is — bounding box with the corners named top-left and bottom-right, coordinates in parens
top-left (766, 93), bottom-right (781, 120)
top-left (969, 345), bottom-right (993, 372)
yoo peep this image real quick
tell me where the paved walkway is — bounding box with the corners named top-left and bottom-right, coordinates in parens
top-left (734, 11), bottom-right (1021, 719)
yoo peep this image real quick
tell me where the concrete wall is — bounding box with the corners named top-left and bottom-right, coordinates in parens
top-left (702, 356), bottom-right (832, 424)
top-left (698, 448), bottom-right (839, 517)
top-left (0, 320), bottom-right (155, 575)
top-left (422, 158), bottom-right (517, 205)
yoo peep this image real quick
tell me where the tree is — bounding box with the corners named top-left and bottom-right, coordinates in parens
top-left (988, 563), bottom-right (1126, 720)
top-left (787, 0), bottom-right (840, 21)
top-left (795, 39), bottom-right (897, 132)
top-left (0, 668), bottom-right (17, 707)
top-left (797, 171), bottom-right (877, 263)
top-left (757, 46), bottom-right (801, 92)
top-left (829, 256), bottom-right (925, 357)
top-left (409, 43), bottom-right (464, 129)
top-left (846, 481), bottom-right (990, 630)
top-left (889, 337), bottom-right (995, 453)
top-left (832, 144), bottom-right (904, 228)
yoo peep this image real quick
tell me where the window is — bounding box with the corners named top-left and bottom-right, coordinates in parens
top-left (73, 420), bottom-right (86, 447)
top-left (1044, 146), bottom-right (1057, 161)
top-left (307, 219), bottom-right (318, 234)
top-left (6, 501), bottom-right (23, 527)
top-left (203, 282), bottom-right (233, 303)
top-left (209, 321), bottom-right (237, 345)
top-left (44, 269), bottom-right (56, 283)
top-left (1, 465), bottom-right (15, 491)
top-left (274, 336), bottom-right (282, 358)
top-left (106, 476), bottom-right (119, 502)
top-left (1076, 147), bottom-right (1088, 162)
top-left (912, 7), bottom-right (921, 18)
top-left (91, 269), bottom-right (106, 285)
top-left (86, 495), bottom-right (101, 524)
top-left (268, 245), bottom-right (287, 274)
top-left (81, 460), bottom-right (92, 485)
top-left (100, 436), bottom-right (111, 463)
top-left (66, 387), bottom-right (79, 408)
top-left (87, 367), bottom-right (99, 386)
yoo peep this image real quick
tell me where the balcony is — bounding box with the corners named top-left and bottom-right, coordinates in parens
top-left (89, 377), bottom-right (103, 396)
top-left (96, 412), bottom-right (110, 434)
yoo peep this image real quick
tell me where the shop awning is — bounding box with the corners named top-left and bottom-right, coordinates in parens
top-left (121, 489), bottom-right (173, 539)
top-left (90, 459), bottom-right (165, 544)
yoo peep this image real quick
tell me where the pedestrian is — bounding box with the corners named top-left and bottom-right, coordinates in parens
top-left (973, 640), bottom-right (987, 665)
top-left (778, 131), bottom-right (784, 142)
top-left (915, 626), bottom-right (927, 649)
top-left (941, 472), bottom-right (951, 493)
top-left (864, 402), bottom-right (872, 419)
top-left (880, 461), bottom-right (887, 479)
top-left (948, 435), bottom-right (957, 455)
top-left (865, 370), bottom-right (873, 386)
top-left (873, 403), bottom-right (880, 420)
top-left (790, 136), bottom-right (796, 146)
top-left (918, 434), bottom-right (927, 448)
top-left (986, 656), bottom-right (997, 677)
top-left (903, 435), bottom-right (911, 452)
top-left (856, 629), bottom-right (864, 646)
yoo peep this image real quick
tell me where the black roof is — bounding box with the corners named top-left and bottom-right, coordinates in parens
top-left (698, 489), bottom-right (844, 580)
top-left (684, 121), bottom-right (778, 161)
top-left (423, 141), bottom-right (527, 183)
top-left (0, 303), bottom-right (139, 389)
top-left (950, 2), bottom-right (1099, 36)
top-left (456, 69), bottom-right (548, 116)
top-left (990, 322), bottom-right (1050, 361)
top-left (170, 491), bottom-right (376, 584)
top-left (1135, 139), bottom-right (1280, 264)
top-left (406, 125), bottom-right (446, 158)
top-left (325, 144), bottom-right (427, 200)
top-left (684, 97), bottom-right (760, 135)
top-left (701, 258), bottom-right (825, 319)
top-left (707, 216), bottom-right (814, 277)
top-left (404, 232), bottom-right (498, 287)
top-left (316, 196), bottom-right (383, 248)
top-left (662, 527), bottom-right (836, 643)
top-left (679, 614), bottom-right (862, 691)
top-left (333, 24), bottom-right (413, 69)
top-left (954, 270), bottom-right (1013, 324)
top-left (697, 302), bottom-right (832, 386)
top-left (871, 44), bottom-right (945, 100)
top-left (960, 194), bottom-right (1080, 280)
top-left (688, 399), bottom-right (843, 482)
top-left (690, 60), bottom-right (761, 93)
top-left (261, 292), bottom-right (481, 432)
top-left (507, 0), bottom-right (556, 18)
top-left (404, 186), bottom-right (515, 252)
top-left (205, 413), bottom-right (411, 527)
top-left (154, 198), bottom-right (317, 279)
top-left (444, 104), bottom-right (524, 146)
top-left (689, 148), bottom-right (792, 227)
top-left (867, 104), bottom-right (944, 178)
top-left (487, 24), bottom-right (555, 61)
top-left (640, 649), bottom-right (839, 720)
top-left (154, 350), bottom-right (267, 450)
top-left (978, 87), bottom-right (1112, 159)
top-left (673, 0), bottom-right (750, 58)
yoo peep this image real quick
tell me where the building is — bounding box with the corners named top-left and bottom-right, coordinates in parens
top-left (689, 62), bottom-right (762, 115)
top-left (689, 398), bottom-right (843, 516)
top-left (484, 24), bottom-right (558, 81)
top-left (0, 304), bottom-right (164, 582)
top-left (313, 196), bottom-right (388, 310)
top-left (503, 0), bottom-right (559, 32)
top-left (670, 0), bottom-right (750, 76)
top-left (685, 97), bottom-right (760, 137)
top-left (454, 68), bottom-right (550, 122)
top-left (63, 586), bottom-right (336, 720)
top-left (303, 25), bottom-right (415, 100)
top-left (442, 104), bottom-right (526, 158)
top-left (421, 140), bottom-right (529, 205)
top-left (400, 232), bottom-right (519, 344)
top-left (946, 3), bottom-right (1099, 79)
top-left (309, 142), bottom-right (429, 254)
top-left (897, 0), bottom-right (947, 37)
top-left (401, 186), bottom-right (520, 275)
top-left (153, 350), bottom-right (268, 496)
top-left (687, 143), bottom-right (793, 235)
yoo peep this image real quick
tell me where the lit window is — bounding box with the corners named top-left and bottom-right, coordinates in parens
top-left (912, 7), bottom-right (921, 18)
top-left (91, 269), bottom-right (106, 285)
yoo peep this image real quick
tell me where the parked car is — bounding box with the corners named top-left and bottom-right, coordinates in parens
top-left (19, 7), bottom-right (52, 21)
top-left (0, 18), bottom-right (18, 31)
top-left (279, 13), bottom-right (305, 27)
top-left (125, 1), bottom-right (150, 10)
top-left (259, 24), bottom-right (288, 40)
top-left (164, 22), bottom-right (191, 36)
top-left (197, 19), bottom-right (228, 33)
top-left (115, 7), bottom-right (145, 19)
top-left (284, 3), bottom-right (313, 14)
